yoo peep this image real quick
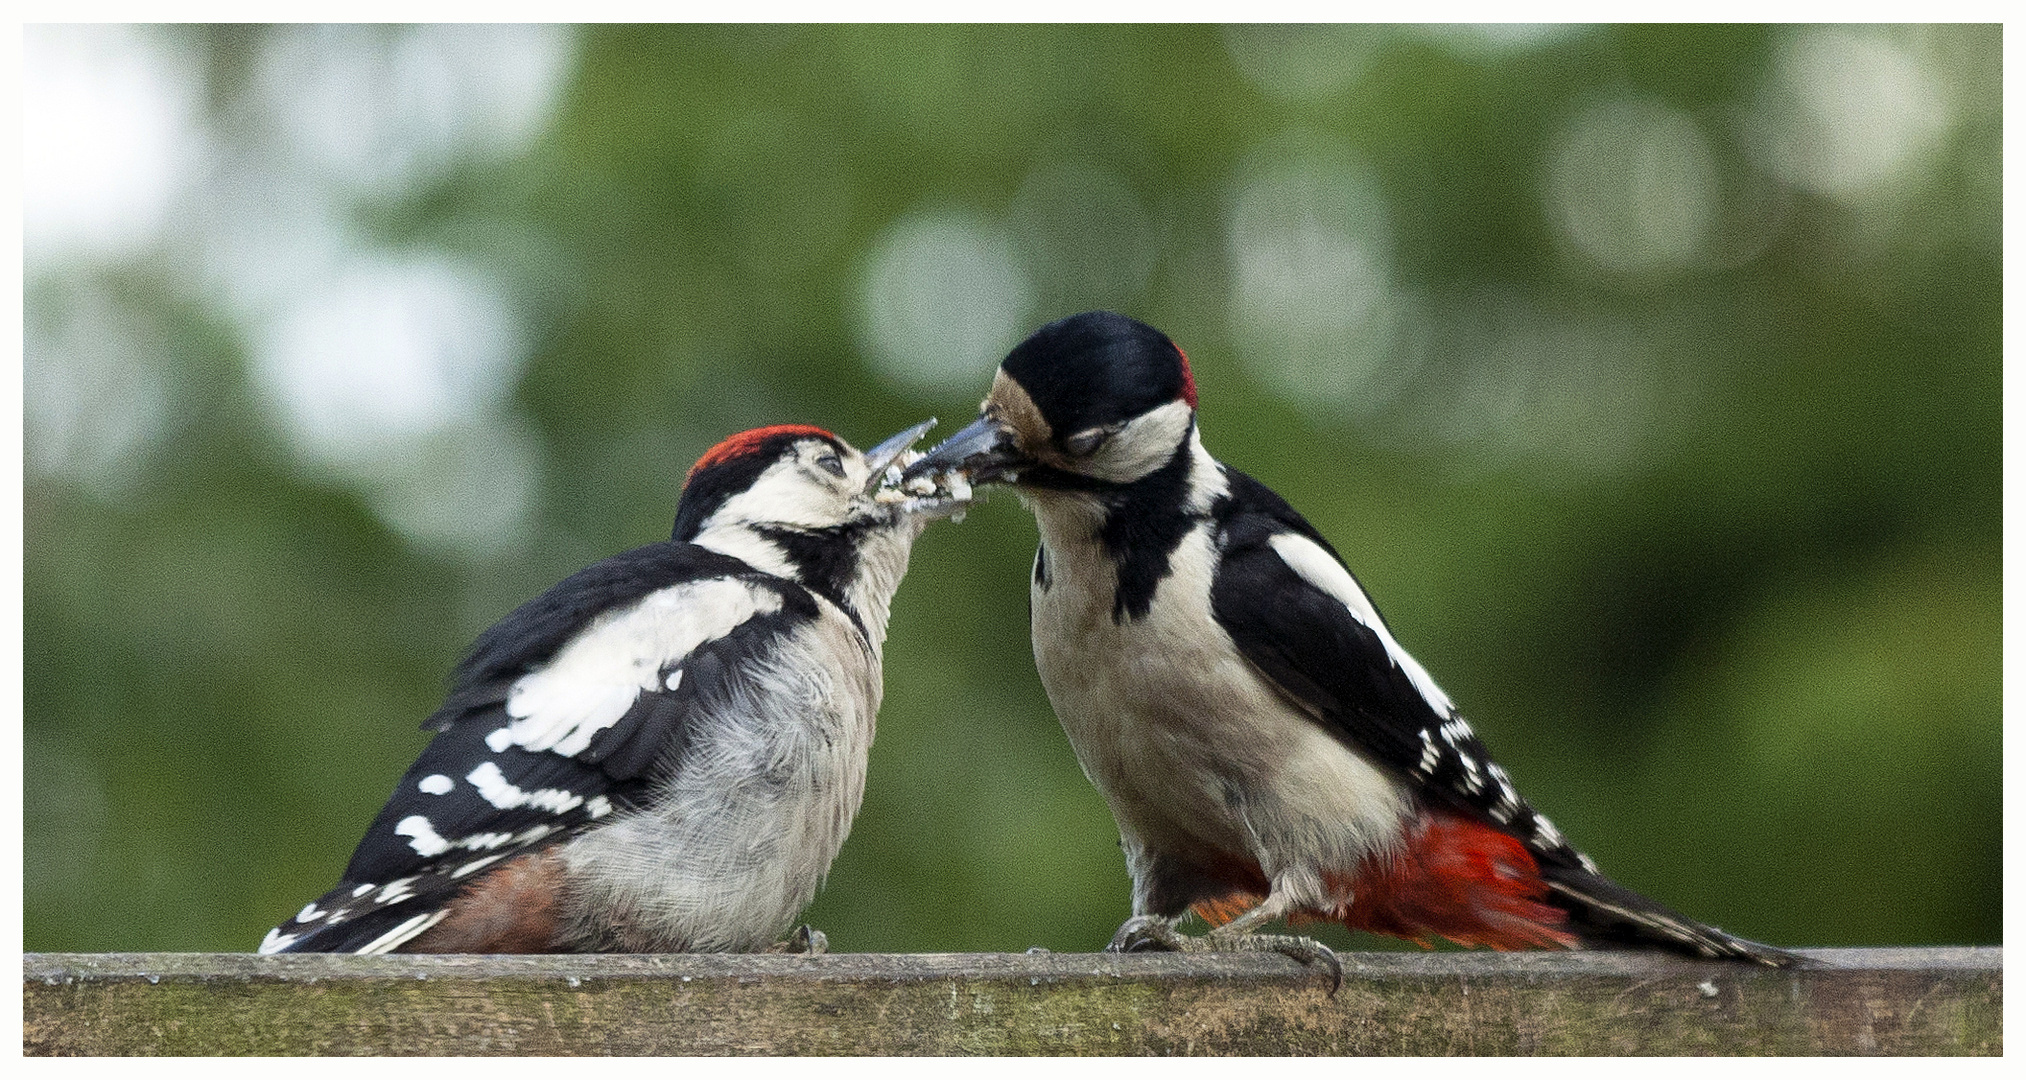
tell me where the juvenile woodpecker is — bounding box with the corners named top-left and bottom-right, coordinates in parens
top-left (261, 421), bottom-right (963, 955)
top-left (905, 311), bottom-right (1798, 980)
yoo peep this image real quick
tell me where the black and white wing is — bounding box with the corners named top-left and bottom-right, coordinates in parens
top-left (1208, 469), bottom-right (1800, 964)
top-left (261, 542), bottom-right (819, 954)
top-left (1207, 469), bottom-right (1587, 868)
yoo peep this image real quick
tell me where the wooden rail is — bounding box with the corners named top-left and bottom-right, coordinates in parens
top-left (23, 947), bottom-right (2000, 1055)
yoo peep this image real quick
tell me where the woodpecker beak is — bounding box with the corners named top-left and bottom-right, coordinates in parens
top-left (860, 418), bottom-right (939, 492)
top-left (900, 414), bottom-right (1028, 486)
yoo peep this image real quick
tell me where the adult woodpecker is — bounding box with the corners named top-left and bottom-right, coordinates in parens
top-left (904, 312), bottom-right (1798, 982)
top-left (261, 421), bottom-right (964, 955)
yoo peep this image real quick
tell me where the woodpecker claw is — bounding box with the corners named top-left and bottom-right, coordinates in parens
top-left (1226, 933), bottom-right (1343, 996)
top-left (766, 924), bottom-right (828, 956)
top-left (1106, 915), bottom-right (1342, 996)
top-left (1107, 914), bottom-right (1186, 953)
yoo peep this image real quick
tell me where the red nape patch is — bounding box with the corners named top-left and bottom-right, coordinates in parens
top-left (1327, 812), bottom-right (1577, 952)
top-left (1172, 343), bottom-right (1199, 409)
top-left (687, 424), bottom-right (837, 482)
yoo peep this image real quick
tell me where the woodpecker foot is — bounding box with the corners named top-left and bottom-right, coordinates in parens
top-left (1107, 915), bottom-right (1342, 995)
top-left (766, 924), bottom-right (828, 956)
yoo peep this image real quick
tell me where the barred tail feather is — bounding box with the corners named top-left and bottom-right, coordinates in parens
top-left (1540, 863), bottom-right (1805, 967)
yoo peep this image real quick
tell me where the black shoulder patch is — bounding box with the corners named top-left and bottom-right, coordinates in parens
top-left (1214, 466), bottom-right (1349, 567)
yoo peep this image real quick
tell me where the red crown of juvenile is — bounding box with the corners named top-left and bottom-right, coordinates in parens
top-left (687, 424), bottom-right (837, 482)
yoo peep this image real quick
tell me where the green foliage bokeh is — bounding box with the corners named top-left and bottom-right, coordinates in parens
top-left (23, 24), bottom-right (1998, 954)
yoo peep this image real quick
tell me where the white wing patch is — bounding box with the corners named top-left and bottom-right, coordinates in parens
top-left (354, 910), bottom-right (448, 955)
top-left (1266, 532), bottom-right (1456, 718)
top-left (464, 760), bottom-right (585, 815)
top-left (503, 578), bottom-right (784, 759)
top-left (394, 815), bottom-right (451, 857)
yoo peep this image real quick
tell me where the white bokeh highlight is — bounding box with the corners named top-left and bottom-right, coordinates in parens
top-left (251, 255), bottom-right (524, 466)
top-left (24, 25), bottom-right (202, 262)
top-left (1546, 97), bottom-right (1718, 278)
top-left (255, 24), bottom-right (575, 195)
top-left (1221, 25), bottom-right (1385, 102)
top-left (24, 25), bottom-right (578, 559)
top-left (1385, 291), bottom-right (1701, 483)
top-left (1418, 24), bottom-right (1588, 59)
top-left (1751, 26), bottom-right (1955, 202)
top-left (857, 209), bottom-right (1035, 396)
top-left (23, 284), bottom-right (174, 494)
top-left (1226, 132), bottom-right (1409, 418)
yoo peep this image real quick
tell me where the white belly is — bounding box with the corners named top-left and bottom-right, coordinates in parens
top-left (1029, 519), bottom-right (1412, 901)
top-left (558, 616), bottom-right (878, 952)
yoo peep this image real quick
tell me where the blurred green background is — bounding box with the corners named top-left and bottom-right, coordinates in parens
top-left (24, 24), bottom-right (1998, 954)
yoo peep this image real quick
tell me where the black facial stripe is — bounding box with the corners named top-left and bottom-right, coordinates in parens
top-left (1004, 462), bottom-right (1123, 493)
top-left (1100, 439), bottom-right (1197, 624)
top-left (753, 523), bottom-right (873, 636)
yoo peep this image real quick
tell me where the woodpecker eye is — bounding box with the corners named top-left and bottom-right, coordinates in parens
top-left (1064, 426), bottom-right (1117, 457)
top-left (816, 452), bottom-right (847, 478)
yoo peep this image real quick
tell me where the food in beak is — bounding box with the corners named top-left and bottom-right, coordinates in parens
top-left (859, 417), bottom-right (983, 520)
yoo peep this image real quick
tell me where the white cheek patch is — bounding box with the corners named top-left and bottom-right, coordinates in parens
top-left (1267, 532), bottom-right (1456, 718)
top-left (705, 456), bottom-right (847, 531)
top-left (1084, 399), bottom-right (1196, 484)
top-left (503, 578), bottom-right (783, 759)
